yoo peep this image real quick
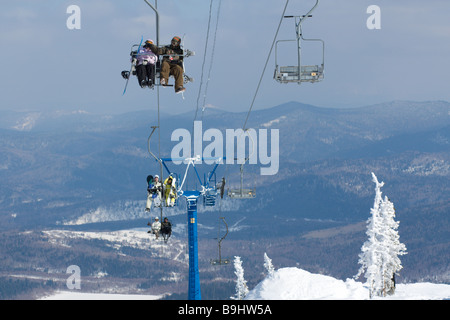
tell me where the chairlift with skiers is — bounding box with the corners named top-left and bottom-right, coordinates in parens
top-left (121, 38), bottom-right (195, 94)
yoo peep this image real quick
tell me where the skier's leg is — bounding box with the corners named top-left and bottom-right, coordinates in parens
top-left (150, 64), bottom-right (156, 85)
top-left (171, 65), bottom-right (184, 92)
top-left (166, 192), bottom-right (170, 207)
top-left (160, 61), bottom-right (170, 85)
top-left (136, 64), bottom-right (147, 87)
top-left (145, 193), bottom-right (152, 211)
top-left (145, 64), bottom-right (155, 86)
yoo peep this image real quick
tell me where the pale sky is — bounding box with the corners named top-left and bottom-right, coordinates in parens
top-left (1, 0), bottom-right (449, 115)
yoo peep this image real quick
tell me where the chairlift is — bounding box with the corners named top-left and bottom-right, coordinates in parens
top-left (210, 217), bottom-right (231, 266)
top-left (227, 163), bottom-right (256, 199)
top-left (121, 43), bottom-right (195, 88)
top-left (147, 126), bottom-right (182, 208)
top-left (227, 130), bottom-right (256, 199)
top-left (203, 171), bottom-right (218, 207)
top-left (217, 177), bottom-right (226, 200)
top-left (147, 173), bottom-right (180, 209)
top-left (274, 0), bottom-right (324, 84)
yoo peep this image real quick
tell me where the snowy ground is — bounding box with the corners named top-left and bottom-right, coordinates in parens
top-left (40, 291), bottom-right (163, 300)
top-left (40, 267), bottom-right (450, 300)
top-left (38, 228), bottom-right (450, 301)
top-left (246, 267), bottom-right (450, 300)
top-left (43, 228), bottom-right (188, 262)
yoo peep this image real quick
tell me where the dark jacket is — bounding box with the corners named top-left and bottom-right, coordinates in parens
top-left (161, 221), bottom-right (172, 234)
top-left (149, 44), bottom-right (184, 66)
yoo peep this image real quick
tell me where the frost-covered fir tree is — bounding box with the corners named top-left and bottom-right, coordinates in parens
top-left (355, 172), bottom-right (385, 297)
top-left (263, 253), bottom-right (275, 277)
top-left (355, 172), bottom-right (407, 298)
top-left (379, 195), bottom-right (407, 295)
top-left (231, 256), bottom-right (249, 300)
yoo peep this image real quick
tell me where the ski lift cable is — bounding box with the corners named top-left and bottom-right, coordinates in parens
top-left (200, 0), bottom-right (222, 121)
top-left (194, 0), bottom-right (215, 123)
top-left (242, 0), bottom-right (290, 131)
top-left (226, 0), bottom-right (289, 198)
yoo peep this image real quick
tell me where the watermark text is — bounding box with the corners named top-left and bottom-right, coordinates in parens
top-left (66, 5), bottom-right (81, 30)
top-left (171, 121), bottom-right (279, 176)
top-left (367, 5), bottom-right (381, 30)
top-left (66, 265), bottom-right (81, 290)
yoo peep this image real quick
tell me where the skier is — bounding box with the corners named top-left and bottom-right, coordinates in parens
top-left (163, 176), bottom-right (177, 207)
top-left (148, 217), bottom-right (161, 239)
top-left (145, 174), bottom-right (162, 211)
top-left (161, 217), bottom-right (172, 242)
top-left (148, 36), bottom-right (186, 94)
top-left (134, 39), bottom-right (158, 88)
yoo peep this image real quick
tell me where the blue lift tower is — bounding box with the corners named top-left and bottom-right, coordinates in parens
top-left (149, 125), bottom-right (223, 300)
top-left (157, 156), bottom-right (223, 300)
top-left (160, 156), bottom-right (223, 300)
top-left (184, 190), bottom-right (202, 300)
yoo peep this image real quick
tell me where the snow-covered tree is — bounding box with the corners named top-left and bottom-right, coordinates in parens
top-left (379, 195), bottom-right (407, 295)
top-left (355, 172), bottom-right (407, 298)
top-left (355, 172), bottom-right (384, 297)
top-left (263, 253), bottom-right (275, 277)
top-left (231, 256), bottom-right (249, 300)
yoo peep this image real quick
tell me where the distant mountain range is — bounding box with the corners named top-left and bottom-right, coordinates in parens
top-left (0, 100), bottom-right (448, 294)
top-left (1, 100), bottom-right (448, 225)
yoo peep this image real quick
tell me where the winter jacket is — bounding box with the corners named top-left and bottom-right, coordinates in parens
top-left (164, 177), bottom-right (177, 198)
top-left (161, 221), bottom-right (172, 234)
top-left (149, 43), bottom-right (184, 66)
top-left (135, 46), bottom-right (158, 66)
top-left (148, 181), bottom-right (162, 198)
top-left (151, 221), bottom-right (161, 232)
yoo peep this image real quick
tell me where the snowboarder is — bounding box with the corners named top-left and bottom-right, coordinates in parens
top-left (148, 36), bottom-right (186, 94)
top-left (145, 174), bottom-right (162, 211)
top-left (134, 39), bottom-right (158, 88)
top-left (148, 217), bottom-right (161, 239)
top-left (163, 176), bottom-right (177, 207)
top-left (161, 217), bottom-right (172, 242)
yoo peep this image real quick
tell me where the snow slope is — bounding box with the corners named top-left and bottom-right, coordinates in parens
top-left (40, 267), bottom-right (450, 300)
top-left (246, 267), bottom-right (450, 300)
top-left (40, 291), bottom-right (162, 300)
top-left (43, 229), bottom-right (188, 262)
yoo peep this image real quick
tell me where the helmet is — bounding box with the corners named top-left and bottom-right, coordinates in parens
top-left (171, 36), bottom-right (181, 45)
top-left (144, 39), bottom-right (154, 48)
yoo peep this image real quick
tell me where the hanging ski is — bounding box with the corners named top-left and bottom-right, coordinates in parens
top-left (122, 36), bottom-right (144, 95)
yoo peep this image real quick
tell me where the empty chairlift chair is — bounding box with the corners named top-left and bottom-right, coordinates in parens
top-left (274, 0), bottom-right (324, 84)
top-left (227, 164), bottom-right (256, 199)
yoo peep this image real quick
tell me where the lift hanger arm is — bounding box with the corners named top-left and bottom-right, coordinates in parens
top-left (143, 0), bottom-right (159, 46)
top-left (300, 0), bottom-right (319, 24)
